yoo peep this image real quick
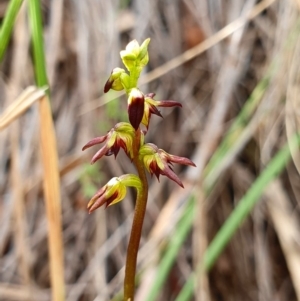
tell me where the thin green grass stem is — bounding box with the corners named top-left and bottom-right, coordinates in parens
top-left (28, 0), bottom-right (48, 89)
top-left (0, 0), bottom-right (23, 62)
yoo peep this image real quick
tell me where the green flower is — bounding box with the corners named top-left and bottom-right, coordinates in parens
top-left (87, 174), bottom-right (142, 213)
top-left (139, 143), bottom-right (196, 187)
top-left (82, 122), bottom-right (135, 162)
top-left (104, 67), bottom-right (130, 93)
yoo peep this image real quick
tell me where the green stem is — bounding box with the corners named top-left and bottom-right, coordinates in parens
top-left (124, 129), bottom-right (148, 301)
top-left (0, 0), bottom-right (23, 62)
top-left (28, 0), bottom-right (48, 89)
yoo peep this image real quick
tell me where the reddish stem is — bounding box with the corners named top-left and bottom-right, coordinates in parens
top-left (124, 129), bottom-right (148, 301)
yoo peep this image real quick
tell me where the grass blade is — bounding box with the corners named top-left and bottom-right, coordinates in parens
top-left (0, 0), bottom-right (23, 62)
top-left (28, 0), bottom-right (48, 88)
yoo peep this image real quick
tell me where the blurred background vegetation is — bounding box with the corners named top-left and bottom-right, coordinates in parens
top-left (1, 0), bottom-right (300, 301)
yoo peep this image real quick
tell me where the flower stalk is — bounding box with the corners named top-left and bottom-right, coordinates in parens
top-left (82, 38), bottom-right (195, 300)
top-left (124, 129), bottom-right (148, 300)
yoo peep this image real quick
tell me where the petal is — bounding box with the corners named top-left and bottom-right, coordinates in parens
top-left (108, 184), bottom-right (127, 206)
top-left (125, 39), bottom-right (140, 57)
top-left (157, 100), bottom-right (182, 108)
top-left (149, 104), bottom-right (163, 117)
top-left (104, 78), bottom-right (113, 93)
top-left (88, 191), bottom-right (118, 213)
top-left (82, 135), bottom-right (108, 151)
top-left (104, 68), bottom-right (126, 93)
top-left (145, 92), bottom-right (156, 98)
top-left (160, 164), bottom-right (184, 188)
top-left (105, 191), bottom-right (121, 207)
top-left (167, 154), bottom-right (196, 167)
top-left (159, 149), bottom-right (196, 167)
top-left (91, 145), bottom-right (110, 164)
top-left (138, 38), bottom-right (150, 61)
top-left (110, 143), bottom-right (120, 158)
top-left (87, 186), bottom-right (108, 212)
top-left (149, 161), bottom-right (161, 180)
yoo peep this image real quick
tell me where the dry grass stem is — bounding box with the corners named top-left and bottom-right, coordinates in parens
top-left (0, 86), bottom-right (47, 131)
top-left (38, 95), bottom-right (65, 301)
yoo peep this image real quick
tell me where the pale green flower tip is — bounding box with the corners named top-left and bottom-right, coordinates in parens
top-left (138, 38), bottom-right (151, 60)
top-left (120, 38), bottom-right (151, 72)
top-left (125, 39), bottom-right (140, 57)
top-left (107, 177), bottom-right (120, 186)
top-left (120, 40), bottom-right (139, 66)
top-left (111, 67), bottom-right (125, 78)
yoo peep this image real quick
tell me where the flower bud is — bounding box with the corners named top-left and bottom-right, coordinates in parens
top-left (104, 68), bottom-right (126, 93)
top-left (128, 88), bottom-right (145, 130)
top-left (137, 38), bottom-right (150, 68)
top-left (120, 38), bottom-right (150, 72)
top-left (87, 177), bottom-right (126, 213)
